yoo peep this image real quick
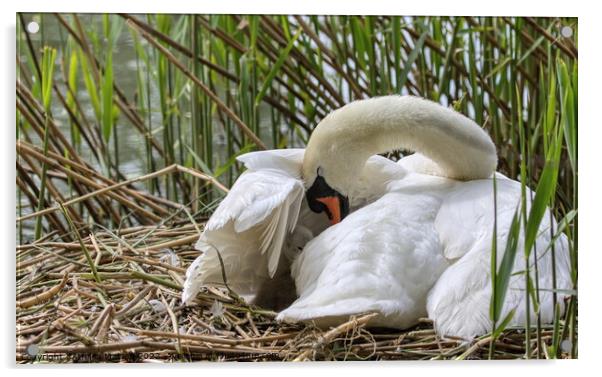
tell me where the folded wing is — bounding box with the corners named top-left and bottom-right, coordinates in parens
top-left (182, 150), bottom-right (306, 307)
top-left (428, 177), bottom-right (572, 338)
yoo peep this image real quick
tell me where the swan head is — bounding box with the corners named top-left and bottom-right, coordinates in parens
top-left (302, 106), bottom-right (367, 225)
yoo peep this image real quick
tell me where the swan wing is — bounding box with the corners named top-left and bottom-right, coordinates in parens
top-left (396, 152), bottom-right (445, 176)
top-left (433, 175), bottom-right (515, 261)
top-left (349, 155), bottom-right (407, 207)
top-left (236, 148), bottom-right (304, 177)
top-left (428, 178), bottom-right (572, 338)
top-left (278, 192), bottom-right (449, 329)
top-left (182, 152), bottom-right (305, 306)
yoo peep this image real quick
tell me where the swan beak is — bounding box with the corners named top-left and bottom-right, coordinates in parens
top-left (316, 196), bottom-right (344, 225)
top-left (306, 175), bottom-right (349, 225)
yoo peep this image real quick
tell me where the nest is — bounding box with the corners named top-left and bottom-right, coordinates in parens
top-left (16, 222), bottom-right (569, 362)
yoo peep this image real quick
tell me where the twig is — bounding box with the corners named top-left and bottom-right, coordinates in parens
top-left (293, 313), bottom-right (378, 361)
top-left (17, 273), bottom-right (68, 309)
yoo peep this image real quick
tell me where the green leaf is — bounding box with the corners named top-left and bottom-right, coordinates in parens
top-left (398, 31), bottom-right (427, 92)
top-left (101, 48), bottom-right (114, 142)
top-left (66, 50), bottom-right (81, 145)
top-left (524, 139), bottom-right (562, 258)
top-left (558, 59), bottom-right (577, 171)
top-left (77, 48), bottom-right (101, 121)
top-left (492, 207), bottom-right (521, 321)
top-left (185, 144), bottom-right (214, 176)
top-left (544, 71), bottom-right (557, 153)
top-left (517, 36), bottom-right (545, 66)
top-left (550, 302), bottom-right (562, 359)
top-left (492, 308), bottom-right (516, 339)
top-left (254, 28), bottom-right (302, 107)
top-left (490, 175), bottom-right (499, 322)
top-left (527, 273), bottom-right (540, 312)
top-left (41, 46), bottom-right (57, 112)
top-left (213, 143), bottom-right (256, 178)
top-left (249, 16), bottom-right (258, 54)
top-left (392, 17), bottom-right (402, 92)
top-left (66, 51), bottom-right (79, 109)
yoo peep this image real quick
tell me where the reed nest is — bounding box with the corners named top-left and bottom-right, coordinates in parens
top-left (16, 222), bottom-right (570, 363)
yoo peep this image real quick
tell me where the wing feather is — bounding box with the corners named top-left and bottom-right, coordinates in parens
top-left (182, 152), bottom-right (305, 306)
top-left (428, 178), bottom-right (572, 338)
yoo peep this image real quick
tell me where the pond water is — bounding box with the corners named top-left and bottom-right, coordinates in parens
top-left (17, 14), bottom-right (297, 181)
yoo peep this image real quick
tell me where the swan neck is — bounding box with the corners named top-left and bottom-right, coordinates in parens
top-left (309, 96), bottom-right (497, 183)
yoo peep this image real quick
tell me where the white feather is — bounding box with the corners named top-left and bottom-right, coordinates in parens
top-left (182, 150), bottom-right (307, 307)
top-left (427, 178), bottom-right (572, 338)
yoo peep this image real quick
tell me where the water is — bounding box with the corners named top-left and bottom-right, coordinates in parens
top-left (19, 14), bottom-right (151, 178)
top-left (17, 14), bottom-right (296, 181)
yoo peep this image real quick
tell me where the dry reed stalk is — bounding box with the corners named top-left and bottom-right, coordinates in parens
top-left (17, 273), bottom-right (68, 309)
top-left (17, 155), bottom-right (226, 224)
top-left (15, 221), bottom-right (568, 362)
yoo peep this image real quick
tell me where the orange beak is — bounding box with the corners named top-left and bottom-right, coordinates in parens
top-left (316, 196), bottom-right (342, 225)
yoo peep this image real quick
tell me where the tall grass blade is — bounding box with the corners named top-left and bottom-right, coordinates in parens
top-left (255, 28), bottom-right (302, 107)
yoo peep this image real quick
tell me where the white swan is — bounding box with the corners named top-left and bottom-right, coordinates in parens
top-left (276, 96), bottom-right (571, 338)
top-left (182, 148), bottom-right (404, 310)
top-left (183, 95), bottom-right (571, 339)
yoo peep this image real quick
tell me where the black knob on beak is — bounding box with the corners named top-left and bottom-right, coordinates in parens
top-left (306, 175), bottom-right (349, 225)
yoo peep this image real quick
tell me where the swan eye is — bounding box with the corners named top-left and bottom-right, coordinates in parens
top-left (317, 166), bottom-right (324, 176)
